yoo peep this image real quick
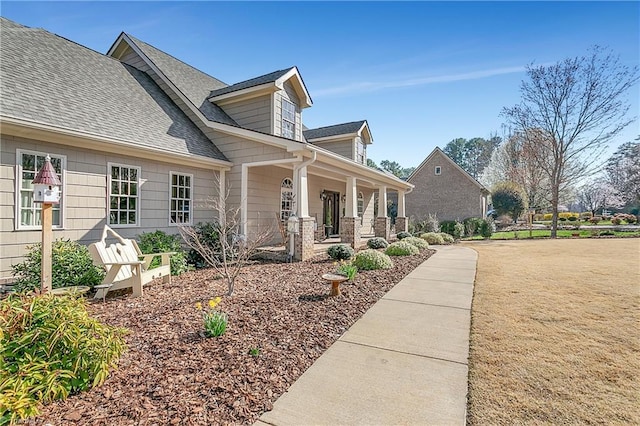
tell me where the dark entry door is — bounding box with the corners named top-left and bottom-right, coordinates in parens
top-left (322, 191), bottom-right (340, 236)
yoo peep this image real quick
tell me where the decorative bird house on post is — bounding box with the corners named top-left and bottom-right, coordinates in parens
top-left (32, 155), bottom-right (62, 293)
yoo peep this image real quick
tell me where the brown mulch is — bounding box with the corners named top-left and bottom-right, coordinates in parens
top-left (34, 249), bottom-right (434, 425)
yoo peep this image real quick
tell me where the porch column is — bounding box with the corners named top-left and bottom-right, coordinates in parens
top-left (293, 165), bottom-right (314, 261)
top-left (375, 186), bottom-right (391, 240)
top-left (340, 176), bottom-right (360, 248)
top-left (395, 189), bottom-right (408, 233)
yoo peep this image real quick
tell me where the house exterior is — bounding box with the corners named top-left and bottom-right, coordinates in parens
top-left (0, 17), bottom-right (413, 282)
top-left (406, 147), bottom-right (489, 222)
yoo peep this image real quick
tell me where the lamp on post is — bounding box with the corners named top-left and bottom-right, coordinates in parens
top-left (32, 155), bottom-right (61, 293)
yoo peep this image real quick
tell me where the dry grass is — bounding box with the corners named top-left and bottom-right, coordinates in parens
top-left (465, 239), bottom-right (640, 425)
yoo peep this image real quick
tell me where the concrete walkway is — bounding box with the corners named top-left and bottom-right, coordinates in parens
top-left (257, 245), bottom-right (477, 426)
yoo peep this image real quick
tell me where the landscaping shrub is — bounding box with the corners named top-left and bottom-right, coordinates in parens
top-left (568, 216), bottom-right (578, 222)
top-left (0, 293), bottom-right (127, 422)
top-left (479, 218), bottom-right (494, 238)
top-left (385, 241), bottom-right (419, 256)
top-left (420, 232), bottom-right (445, 245)
top-left (611, 217), bottom-right (622, 225)
top-left (625, 214), bottom-right (637, 224)
top-left (559, 217), bottom-right (567, 222)
top-left (327, 244), bottom-right (355, 260)
top-left (491, 182), bottom-right (527, 223)
top-left (186, 222), bottom-right (222, 269)
top-left (440, 220), bottom-right (456, 236)
top-left (580, 211), bottom-right (593, 220)
top-left (453, 221), bottom-right (465, 239)
top-left (543, 213), bottom-right (553, 221)
top-left (589, 216), bottom-right (602, 225)
top-left (367, 237), bottom-right (389, 249)
top-left (464, 217), bottom-right (483, 236)
top-left (402, 236), bottom-right (429, 250)
top-left (425, 213), bottom-right (441, 233)
top-left (11, 239), bottom-right (105, 293)
top-left (353, 249), bottom-right (393, 270)
top-left (335, 260), bottom-right (358, 281)
top-left (138, 230), bottom-right (189, 276)
top-left (439, 233), bottom-right (455, 244)
top-left (396, 231), bottom-right (412, 240)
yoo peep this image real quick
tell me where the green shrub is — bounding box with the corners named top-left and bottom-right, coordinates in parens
top-left (420, 232), bottom-right (445, 245)
top-left (327, 244), bottom-right (355, 260)
top-left (402, 237), bottom-right (429, 250)
top-left (464, 217), bottom-right (484, 236)
top-left (440, 220), bottom-right (457, 236)
top-left (580, 211), bottom-right (593, 220)
top-left (567, 216), bottom-right (578, 222)
top-left (479, 218), bottom-right (494, 238)
top-left (385, 241), bottom-right (419, 256)
top-left (11, 239), bottom-right (105, 293)
top-left (353, 249), bottom-right (393, 270)
top-left (137, 231), bottom-right (189, 276)
top-left (186, 222), bottom-right (223, 269)
top-left (0, 293), bottom-right (127, 422)
top-left (453, 221), bottom-right (465, 239)
top-left (559, 217), bottom-right (567, 222)
top-left (367, 237), bottom-right (389, 249)
top-left (491, 182), bottom-right (527, 222)
top-left (439, 233), bottom-right (455, 244)
top-left (396, 231), bottom-right (412, 240)
top-left (336, 260), bottom-right (358, 281)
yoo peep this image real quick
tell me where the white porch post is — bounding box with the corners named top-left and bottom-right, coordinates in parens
top-left (241, 164), bottom-right (248, 235)
top-left (375, 185), bottom-right (390, 240)
top-left (377, 186), bottom-right (388, 217)
top-left (296, 166), bottom-right (310, 217)
top-left (345, 176), bottom-right (357, 217)
top-left (397, 189), bottom-right (405, 217)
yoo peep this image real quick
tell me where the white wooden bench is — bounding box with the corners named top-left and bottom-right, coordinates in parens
top-left (88, 225), bottom-right (175, 299)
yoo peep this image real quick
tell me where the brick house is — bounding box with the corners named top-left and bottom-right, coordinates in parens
top-left (405, 147), bottom-right (489, 222)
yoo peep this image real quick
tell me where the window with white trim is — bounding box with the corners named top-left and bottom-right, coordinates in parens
top-left (280, 178), bottom-right (294, 221)
top-left (356, 141), bottom-right (366, 164)
top-left (282, 99), bottom-right (296, 139)
top-left (357, 191), bottom-right (364, 225)
top-left (16, 150), bottom-right (65, 229)
top-left (435, 166), bottom-right (442, 175)
top-left (170, 172), bottom-right (193, 225)
top-left (108, 163), bottom-right (140, 227)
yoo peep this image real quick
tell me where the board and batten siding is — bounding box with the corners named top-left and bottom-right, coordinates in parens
top-left (0, 134), bottom-right (219, 281)
top-left (222, 95), bottom-right (272, 134)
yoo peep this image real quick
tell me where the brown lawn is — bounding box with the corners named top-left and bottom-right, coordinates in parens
top-left (465, 238), bottom-right (640, 425)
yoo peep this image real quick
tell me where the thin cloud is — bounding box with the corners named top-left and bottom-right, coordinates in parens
top-left (314, 65), bottom-right (527, 97)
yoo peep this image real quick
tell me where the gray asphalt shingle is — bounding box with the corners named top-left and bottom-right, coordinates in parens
top-left (126, 35), bottom-right (239, 127)
top-left (207, 68), bottom-right (293, 98)
top-left (303, 120), bottom-right (367, 140)
top-left (0, 18), bottom-right (228, 161)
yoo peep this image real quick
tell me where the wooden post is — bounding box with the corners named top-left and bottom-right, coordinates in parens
top-left (41, 203), bottom-right (53, 293)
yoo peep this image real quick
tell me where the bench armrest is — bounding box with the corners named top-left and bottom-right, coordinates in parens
top-left (103, 260), bottom-right (145, 266)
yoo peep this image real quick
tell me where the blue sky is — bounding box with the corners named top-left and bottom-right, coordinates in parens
top-left (2, 1), bottom-right (638, 168)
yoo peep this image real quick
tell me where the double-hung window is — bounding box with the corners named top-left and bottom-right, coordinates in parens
top-left (170, 172), bottom-right (193, 225)
top-left (356, 141), bottom-right (366, 164)
top-left (16, 150), bottom-right (65, 229)
top-left (108, 163), bottom-right (140, 227)
top-left (282, 99), bottom-right (296, 139)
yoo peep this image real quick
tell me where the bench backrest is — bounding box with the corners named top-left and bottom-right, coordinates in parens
top-left (88, 226), bottom-right (142, 283)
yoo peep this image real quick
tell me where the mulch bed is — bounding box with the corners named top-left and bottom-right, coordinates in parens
top-left (34, 249), bottom-right (434, 425)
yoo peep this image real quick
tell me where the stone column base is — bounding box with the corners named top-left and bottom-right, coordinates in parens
top-left (395, 217), bottom-right (408, 234)
top-left (340, 217), bottom-right (361, 249)
top-left (294, 217), bottom-right (315, 261)
top-left (374, 217), bottom-right (391, 241)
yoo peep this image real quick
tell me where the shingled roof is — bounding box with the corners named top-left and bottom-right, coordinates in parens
top-left (0, 18), bottom-right (228, 161)
top-left (303, 120), bottom-right (368, 141)
top-left (207, 68), bottom-right (294, 98)
top-left (125, 35), bottom-right (239, 127)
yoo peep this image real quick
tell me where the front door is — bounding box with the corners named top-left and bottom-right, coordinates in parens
top-left (322, 191), bottom-right (340, 236)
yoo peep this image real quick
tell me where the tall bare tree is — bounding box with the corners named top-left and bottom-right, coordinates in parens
top-left (503, 47), bottom-right (639, 237)
top-left (178, 178), bottom-right (275, 296)
top-left (606, 138), bottom-right (640, 205)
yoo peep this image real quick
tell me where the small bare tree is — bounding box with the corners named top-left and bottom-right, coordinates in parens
top-left (503, 46), bottom-right (639, 237)
top-left (179, 179), bottom-right (275, 296)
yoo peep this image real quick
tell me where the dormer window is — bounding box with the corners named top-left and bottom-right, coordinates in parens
top-left (357, 140), bottom-right (366, 164)
top-left (282, 99), bottom-right (296, 139)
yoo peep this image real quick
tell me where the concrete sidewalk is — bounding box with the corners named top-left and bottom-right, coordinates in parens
top-left (257, 245), bottom-right (477, 426)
